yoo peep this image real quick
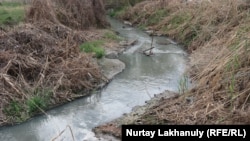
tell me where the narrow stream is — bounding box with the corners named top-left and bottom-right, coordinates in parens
top-left (0, 17), bottom-right (188, 141)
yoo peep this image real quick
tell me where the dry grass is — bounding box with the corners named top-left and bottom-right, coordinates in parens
top-left (0, 0), bottom-right (109, 125)
top-left (26, 0), bottom-right (109, 29)
top-left (119, 0), bottom-right (250, 124)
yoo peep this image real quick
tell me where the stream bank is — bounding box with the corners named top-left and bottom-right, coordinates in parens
top-left (94, 0), bottom-right (250, 139)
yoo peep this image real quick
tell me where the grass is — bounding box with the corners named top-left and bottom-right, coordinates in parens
top-left (27, 96), bottom-right (47, 114)
top-left (178, 75), bottom-right (189, 95)
top-left (147, 9), bottom-right (168, 26)
top-left (115, 0), bottom-right (250, 124)
top-left (138, 24), bottom-right (146, 30)
top-left (4, 101), bottom-right (23, 117)
top-left (3, 101), bottom-right (27, 123)
top-left (27, 88), bottom-right (52, 114)
top-left (80, 40), bottom-right (105, 59)
top-left (3, 88), bottom-right (52, 122)
top-left (103, 31), bottom-right (122, 41)
top-left (170, 14), bottom-right (188, 27)
top-left (108, 6), bottom-right (129, 18)
top-left (0, 2), bottom-right (25, 26)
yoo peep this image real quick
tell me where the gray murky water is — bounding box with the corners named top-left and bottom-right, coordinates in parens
top-left (0, 17), bottom-right (188, 141)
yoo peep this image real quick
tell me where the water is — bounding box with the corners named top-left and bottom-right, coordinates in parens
top-left (0, 17), bottom-right (188, 141)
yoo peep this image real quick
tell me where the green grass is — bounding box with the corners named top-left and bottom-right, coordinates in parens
top-left (138, 24), bottom-right (146, 30)
top-left (4, 88), bottom-right (52, 122)
top-left (103, 31), bottom-right (122, 41)
top-left (147, 9), bottom-right (168, 26)
top-left (161, 12), bottom-right (192, 32)
top-left (108, 6), bottom-right (129, 18)
top-left (1, 1), bottom-right (23, 7)
top-left (26, 88), bottom-right (52, 114)
top-left (80, 40), bottom-right (105, 59)
top-left (0, 2), bottom-right (25, 26)
top-left (27, 96), bottom-right (48, 114)
top-left (3, 88), bottom-right (53, 122)
top-left (4, 101), bottom-right (23, 116)
top-left (178, 75), bottom-right (189, 94)
top-left (3, 101), bottom-right (27, 122)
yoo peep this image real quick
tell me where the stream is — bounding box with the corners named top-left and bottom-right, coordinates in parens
top-left (0, 17), bottom-right (189, 141)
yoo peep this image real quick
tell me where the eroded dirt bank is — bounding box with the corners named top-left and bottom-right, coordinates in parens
top-left (94, 0), bottom-right (250, 139)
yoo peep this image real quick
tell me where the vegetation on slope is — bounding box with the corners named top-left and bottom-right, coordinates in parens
top-left (115, 0), bottom-right (250, 124)
top-left (0, 0), bottom-right (112, 125)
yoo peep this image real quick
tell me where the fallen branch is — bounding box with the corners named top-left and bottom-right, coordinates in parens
top-left (142, 47), bottom-right (155, 56)
top-left (51, 125), bottom-right (75, 141)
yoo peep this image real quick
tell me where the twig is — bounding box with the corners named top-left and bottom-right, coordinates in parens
top-left (51, 125), bottom-right (75, 141)
top-left (142, 30), bottom-right (155, 56)
top-left (150, 31), bottom-right (155, 48)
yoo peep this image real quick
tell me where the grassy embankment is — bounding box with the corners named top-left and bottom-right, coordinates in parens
top-left (0, 0), bottom-right (121, 126)
top-left (112, 0), bottom-right (250, 124)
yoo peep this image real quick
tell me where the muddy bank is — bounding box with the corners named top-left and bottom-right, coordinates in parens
top-left (94, 91), bottom-right (179, 139)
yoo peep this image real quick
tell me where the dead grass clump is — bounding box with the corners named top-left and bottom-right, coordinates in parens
top-left (26, 0), bottom-right (109, 30)
top-left (25, 0), bottom-right (59, 24)
top-left (8, 24), bottom-right (58, 56)
top-left (1, 25), bottom-right (103, 94)
top-left (0, 31), bottom-right (20, 51)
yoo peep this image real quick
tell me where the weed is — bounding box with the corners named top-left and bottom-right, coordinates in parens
top-left (34, 88), bottom-right (53, 97)
top-left (26, 96), bottom-right (47, 114)
top-left (3, 101), bottom-right (27, 122)
top-left (108, 9), bottom-right (116, 17)
top-left (26, 88), bottom-right (52, 114)
top-left (108, 6), bottom-right (129, 18)
top-left (93, 47), bottom-right (105, 59)
top-left (228, 75), bottom-right (237, 109)
top-left (226, 55), bottom-right (240, 72)
top-left (170, 15), bottom-right (186, 28)
top-left (147, 9), bottom-right (168, 26)
top-left (80, 40), bottom-right (105, 59)
top-left (138, 24), bottom-right (146, 30)
top-left (181, 28), bottom-right (198, 47)
top-left (4, 101), bottom-right (23, 116)
top-left (103, 31), bottom-right (122, 41)
top-left (229, 76), bottom-right (235, 94)
top-left (178, 75), bottom-right (189, 94)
